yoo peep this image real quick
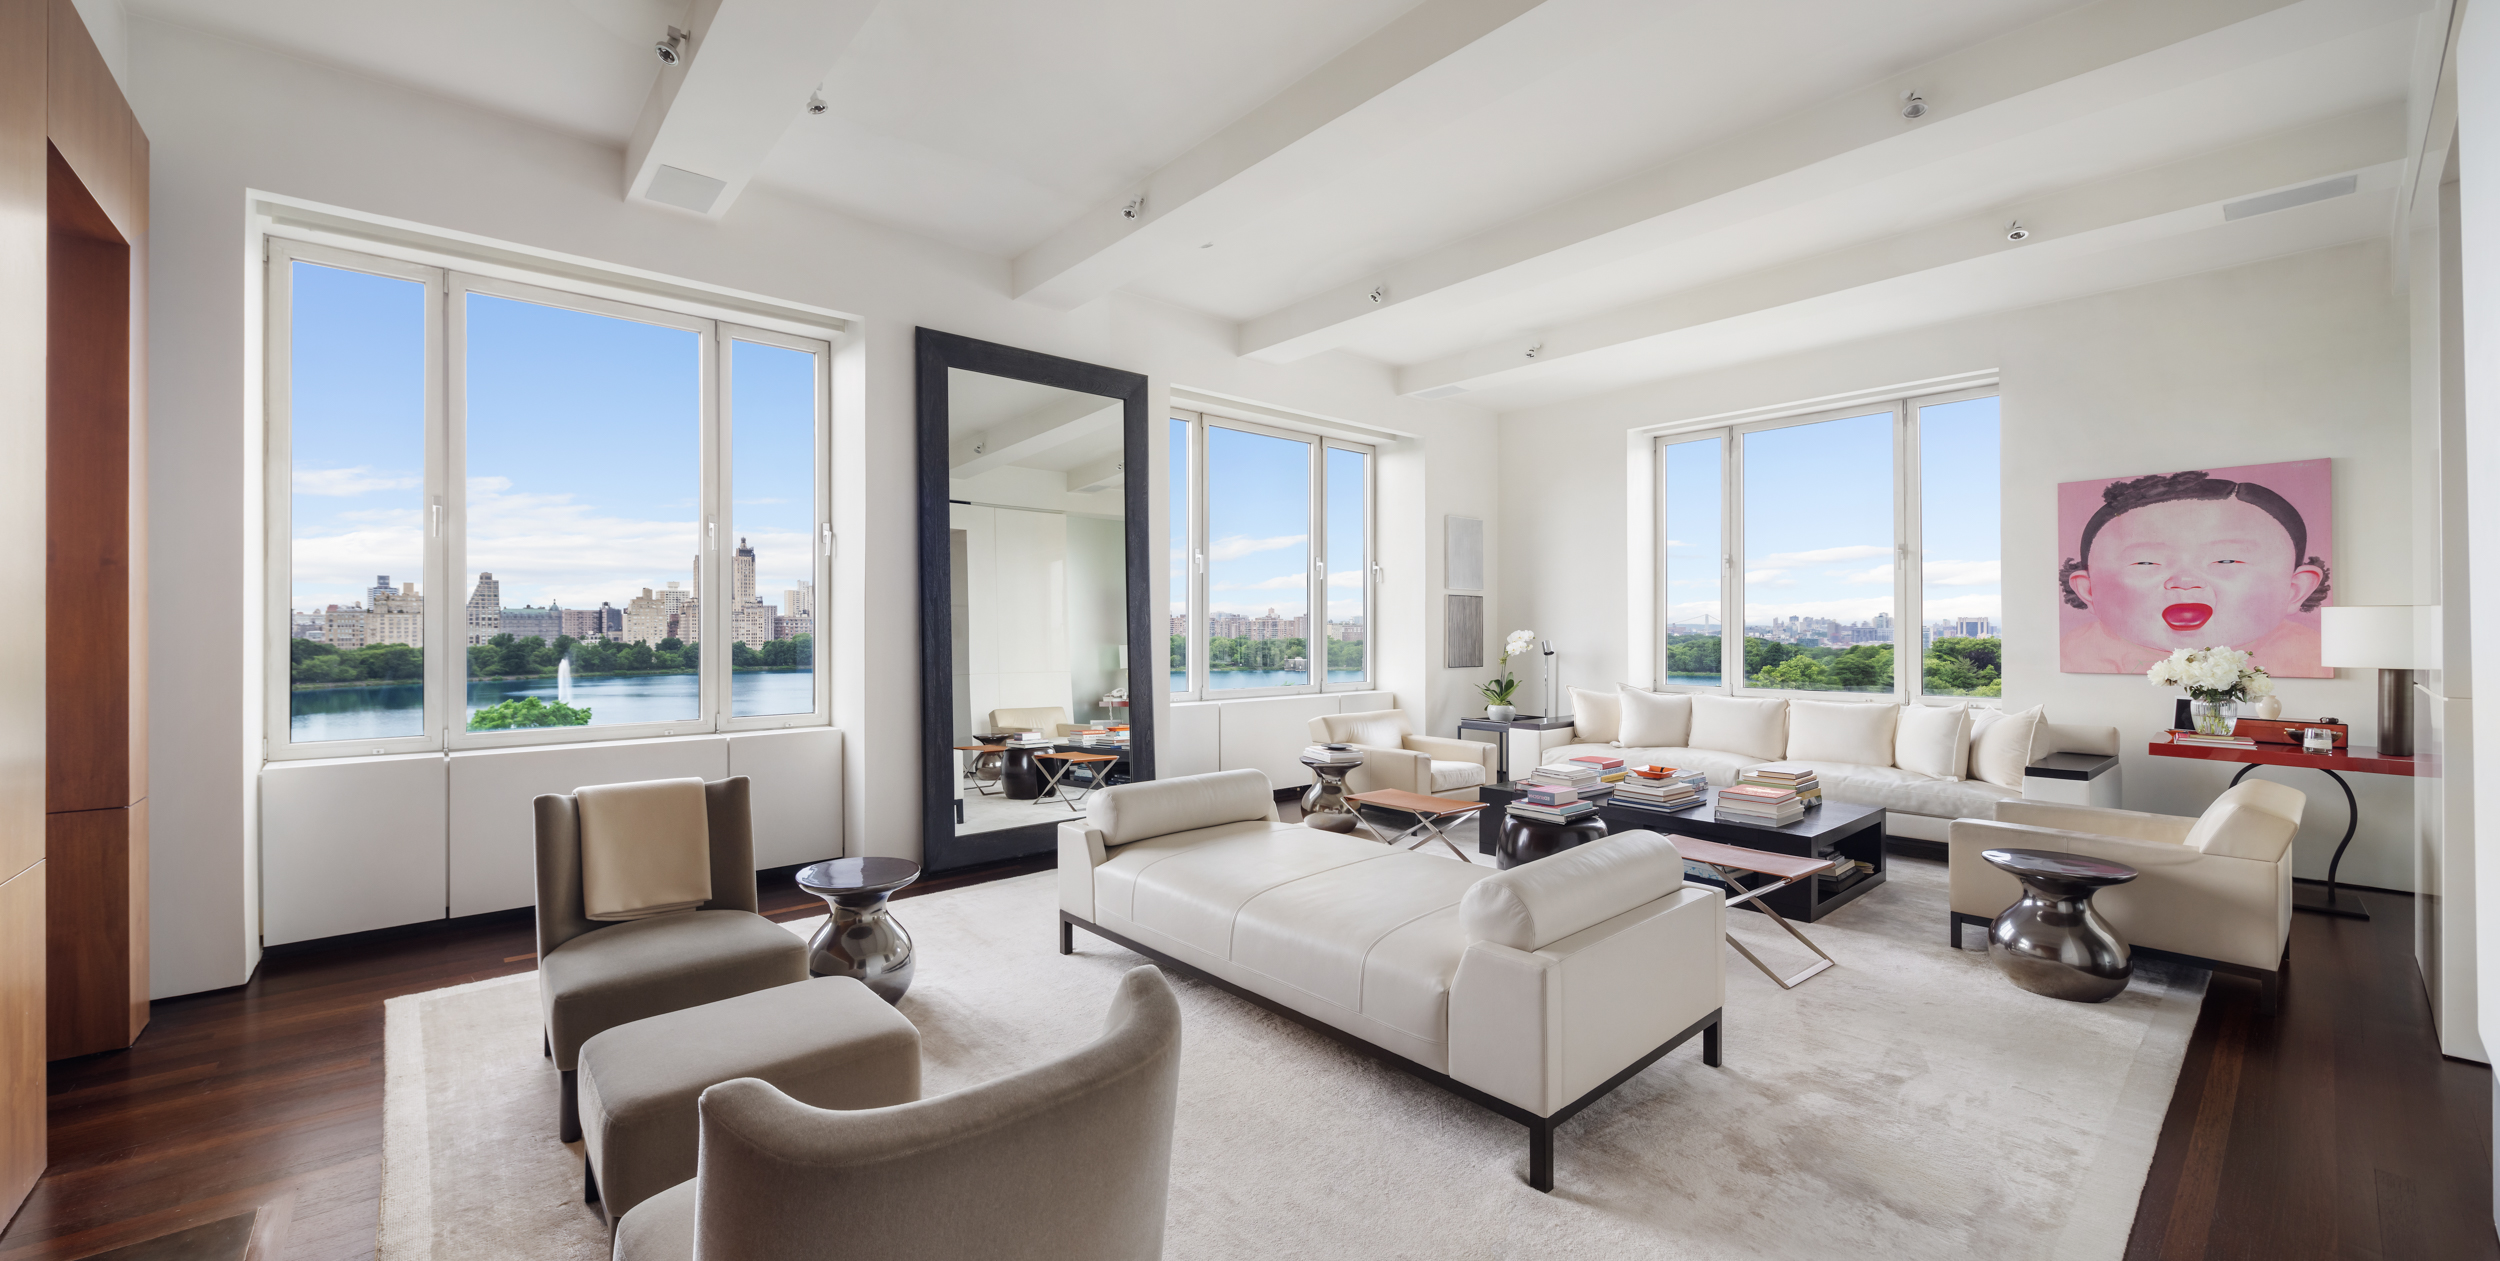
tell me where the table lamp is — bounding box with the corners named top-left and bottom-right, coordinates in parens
top-left (2319, 606), bottom-right (2424, 757)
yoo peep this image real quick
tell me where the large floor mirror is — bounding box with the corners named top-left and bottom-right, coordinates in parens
top-left (917, 329), bottom-right (1154, 873)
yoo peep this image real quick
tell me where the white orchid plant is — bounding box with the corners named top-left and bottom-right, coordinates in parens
top-left (2146, 645), bottom-right (2276, 704)
top-left (1480, 629), bottom-right (1538, 707)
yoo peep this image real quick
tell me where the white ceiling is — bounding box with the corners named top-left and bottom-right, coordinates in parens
top-left (132, 0), bottom-right (2443, 409)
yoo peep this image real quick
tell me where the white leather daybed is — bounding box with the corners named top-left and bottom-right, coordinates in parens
top-left (1057, 769), bottom-right (1726, 1192)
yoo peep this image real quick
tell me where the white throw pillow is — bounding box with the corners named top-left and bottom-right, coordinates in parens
top-left (1968, 705), bottom-right (2044, 789)
top-left (1894, 704), bottom-right (1970, 781)
top-left (1687, 695), bottom-right (1789, 762)
top-left (1616, 688), bottom-right (1693, 748)
top-left (1570, 687), bottom-right (1621, 744)
top-left (1784, 699), bottom-right (1899, 767)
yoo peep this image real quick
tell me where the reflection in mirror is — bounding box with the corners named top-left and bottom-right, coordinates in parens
top-left (945, 368), bottom-right (1131, 840)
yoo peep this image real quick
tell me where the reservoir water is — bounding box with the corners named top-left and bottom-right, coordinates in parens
top-left (288, 670), bottom-right (815, 743)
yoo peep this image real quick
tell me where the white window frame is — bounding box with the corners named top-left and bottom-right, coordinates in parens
top-left (264, 239), bottom-right (835, 760)
top-left (1652, 385), bottom-right (2001, 705)
top-left (1169, 409), bottom-right (1376, 702)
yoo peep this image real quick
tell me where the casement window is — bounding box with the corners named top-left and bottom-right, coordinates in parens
top-left (1657, 388), bottom-right (2001, 701)
top-left (266, 239), bottom-right (832, 758)
top-left (1167, 409), bottom-right (1374, 700)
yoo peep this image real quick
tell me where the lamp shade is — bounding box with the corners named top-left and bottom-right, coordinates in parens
top-left (2318, 606), bottom-right (2423, 669)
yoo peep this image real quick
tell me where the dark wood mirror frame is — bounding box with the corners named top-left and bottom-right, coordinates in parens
top-left (915, 328), bottom-right (1155, 874)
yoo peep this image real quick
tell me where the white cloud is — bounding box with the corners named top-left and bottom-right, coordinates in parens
top-left (1215, 574), bottom-right (1311, 592)
top-left (1327, 569), bottom-right (1363, 589)
top-left (1836, 563), bottom-right (1894, 585)
top-left (294, 466), bottom-right (421, 497)
top-left (1921, 558), bottom-right (2001, 587)
top-left (1745, 569), bottom-right (1794, 586)
top-left (1759, 544), bottom-right (1889, 567)
top-left (1208, 533), bottom-right (1306, 562)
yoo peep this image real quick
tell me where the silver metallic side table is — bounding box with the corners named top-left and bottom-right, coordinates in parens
top-left (1299, 746), bottom-right (1365, 833)
top-left (1981, 847), bottom-right (2138, 1003)
top-left (796, 857), bottom-right (920, 1004)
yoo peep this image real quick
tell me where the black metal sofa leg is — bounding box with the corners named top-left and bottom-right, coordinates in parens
top-left (1528, 1121), bottom-right (1554, 1193)
top-left (560, 1068), bottom-right (581, 1143)
top-left (1059, 919), bottom-right (1074, 955)
top-left (584, 1156), bottom-right (600, 1204)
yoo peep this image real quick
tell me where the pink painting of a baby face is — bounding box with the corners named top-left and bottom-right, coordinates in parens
top-left (2068, 498), bottom-right (2325, 652)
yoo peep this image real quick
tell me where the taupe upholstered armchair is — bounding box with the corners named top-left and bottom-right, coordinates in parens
top-left (612, 966), bottom-right (1184, 1261)
top-left (536, 775), bottom-right (808, 1141)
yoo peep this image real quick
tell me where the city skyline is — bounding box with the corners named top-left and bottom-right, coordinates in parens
top-left (293, 544), bottom-right (816, 652)
top-left (286, 259), bottom-right (820, 622)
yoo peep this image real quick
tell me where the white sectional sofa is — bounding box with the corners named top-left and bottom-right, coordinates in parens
top-left (1057, 769), bottom-right (1725, 1192)
top-left (1526, 690), bottom-right (2121, 844)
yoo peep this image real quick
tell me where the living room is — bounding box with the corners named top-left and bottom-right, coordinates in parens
top-left (3, 0), bottom-right (2496, 1257)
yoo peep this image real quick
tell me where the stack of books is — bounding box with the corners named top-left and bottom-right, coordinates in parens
top-left (1072, 729), bottom-right (1128, 748)
top-left (1738, 766), bottom-right (1822, 805)
top-left (1567, 754), bottom-right (1631, 785)
top-left (1634, 765), bottom-right (1709, 791)
top-left (1510, 779), bottom-right (1601, 825)
top-left (1716, 782), bottom-right (1806, 826)
top-left (2167, 730), bottom-right (2257, 750)
top-left (1301, 743), bottom-right (1362, 762)
top-left (1525, 761), bottom-right (1612, 803)
top-left (1615, 774), bottom-right (1701, 809)
top-left (1008, 731), bottom-right (1053, 746)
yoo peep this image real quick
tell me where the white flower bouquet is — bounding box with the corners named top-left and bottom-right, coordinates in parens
top-left (2148, 646), bottom-right (2273, 735)
top-left (2145, 645), bottom-right (2275, 702)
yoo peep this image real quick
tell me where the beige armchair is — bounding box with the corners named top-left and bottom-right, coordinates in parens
top-left (1309, 709), bottom-right (1496, 799)
top-left (990, 706), bottom-right (1080, 737)
top-left (612, 965), bottom-right (1184, 1261)
top-left (535, 776), bottom-right (808, 1141)
top-left (1947, 780), bottom-right (2305, 1012)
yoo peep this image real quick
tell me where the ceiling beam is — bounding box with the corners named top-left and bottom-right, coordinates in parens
top-left (950, 398), bottom-right (1122, 477)
top-left (1009, 0), bottom-right (1589, 310)
top-left (624, 0), bottom-right (881, 220)
top-left (1064, 451), bottom-right (1126, 495)
top-left (1241, 0), bottom-right (2418, 362)
top-left (1397, 105), bottom-right (2406, 397)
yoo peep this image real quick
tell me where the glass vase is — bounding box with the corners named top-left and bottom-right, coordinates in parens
top-left (2188, 700), bottom-right (2239, 737)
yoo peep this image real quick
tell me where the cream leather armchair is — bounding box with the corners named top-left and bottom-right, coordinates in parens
top-left (1947, 780), bottom-right (2304, 1012)
top-left (1308, 709), bottom-right (1495, 799)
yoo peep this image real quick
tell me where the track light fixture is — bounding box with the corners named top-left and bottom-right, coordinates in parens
top-left (1368, 285), bottom-right (1386, 304)
top-left (656, 26), bottom-right (688, 65)
top-left (2006, 221), bottom-right (2030, 242)
top-left (806, 93), bottom-right (828, 116)
top-left (1900, 91), bottom-right (1927, 120)
top-left (1122, 196), bottom-right (1145, 220)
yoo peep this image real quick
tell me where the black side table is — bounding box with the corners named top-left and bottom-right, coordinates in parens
top-left (1980, 847), bottom-right (2138, 1003)
top-left (796, 857), bottom-right (921, 1003)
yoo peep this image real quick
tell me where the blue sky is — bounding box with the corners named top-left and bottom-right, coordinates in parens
top-left (1173, 423), bottom-right (1369, 626)
top-left (288, 260), bottom-right (817, 617)
top-left (1662, 397), bottom-right (2000, 631)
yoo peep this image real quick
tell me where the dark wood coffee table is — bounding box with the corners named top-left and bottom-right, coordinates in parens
top-left (1476, 781), bottom-right (1886, 922)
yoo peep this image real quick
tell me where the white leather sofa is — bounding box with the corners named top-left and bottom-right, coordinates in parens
top-left (1945, 780), bottom-right (2303, 1011)
top-left (1528, 689), bottom-right (2120, 844)
top-left (1057, 769), bottom-right (1725, 1192)
top-left (1307, 709), bottom-right (1497, 799)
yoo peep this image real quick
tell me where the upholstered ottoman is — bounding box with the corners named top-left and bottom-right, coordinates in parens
top-left (579, 976), bottom-right (921, 1222)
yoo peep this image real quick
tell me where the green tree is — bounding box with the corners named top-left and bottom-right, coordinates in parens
top-left (1665, 634), bottom-right (1720, 676)
top-left (731, 639), bottom-right (760, 668)
top-left (1326, 637), bottom-right (1363, 669)
top-left (1756, 654), bottom-right (1833, 690)
top-left (1743, 636), bottom-right (1796, 682)
top-left (290, 638), bottom-right (340, 667)
top-left (1828, 644), bottom-right (1893, 690)
top-left (1170, 634), bottom-right (1185, 667)
top-left (467, 696), bottom-right (593, 730)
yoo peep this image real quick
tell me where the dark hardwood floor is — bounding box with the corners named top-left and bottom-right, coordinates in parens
top-left (0, 853), bottom-right (2485, 1259)
top-left (2125, 883), bottom-right (2496, 1260)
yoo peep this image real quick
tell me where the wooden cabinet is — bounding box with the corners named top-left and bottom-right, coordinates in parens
top-left (0, 0), bottom-right (150, 1223)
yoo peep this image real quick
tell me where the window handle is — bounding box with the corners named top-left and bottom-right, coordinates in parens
top-left (431, 498), bottom-right (443, 539)
top-left (707, 518), bottom-right (717, 551)
top-left (1194, 549), bottom-right (1204, 575)
top-left (822, 523), bottom-right (834, 557)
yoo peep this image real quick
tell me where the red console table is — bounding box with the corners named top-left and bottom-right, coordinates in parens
top-left (2148, 737), bottom-right (2429, 920)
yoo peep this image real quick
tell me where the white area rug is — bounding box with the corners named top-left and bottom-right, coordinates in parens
top-left (381, 856), bottom-right (2201, 1260)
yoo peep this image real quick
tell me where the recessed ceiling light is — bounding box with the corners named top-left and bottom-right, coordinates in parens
top-left (1901, 91), bottom-right (1927, 120)
top-left (2006, 221), bottom-right (2030, 241)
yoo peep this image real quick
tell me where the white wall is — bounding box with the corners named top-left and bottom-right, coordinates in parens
top-left (132, 20), bottom-right (1496, 997)
top-left (1499, 240), bottom-right (2416, 891)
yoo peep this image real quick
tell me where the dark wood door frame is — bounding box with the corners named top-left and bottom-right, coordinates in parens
top-left (914, 329), bottom-right (1153, 874)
